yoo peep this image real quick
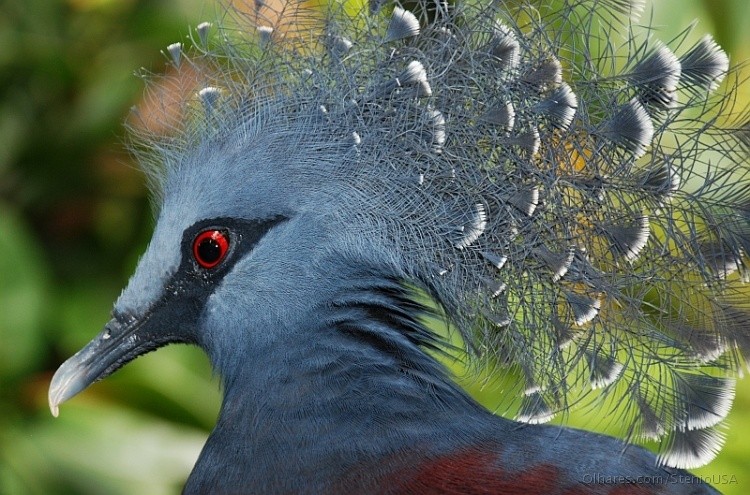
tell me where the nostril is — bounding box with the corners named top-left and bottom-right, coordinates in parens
top-left (107, 311), bottom-right (136, 335)
top-left (103, 319), bottom-right (121, 340)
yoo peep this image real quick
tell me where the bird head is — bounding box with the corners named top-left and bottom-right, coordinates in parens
top-left (46, 4), bottom-right (485, 417)
top-left (47, 102), bottom-right (396, 414)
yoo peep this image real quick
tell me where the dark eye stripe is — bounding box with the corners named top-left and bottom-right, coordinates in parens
top-left (180, 216), bottom-right (289, 279)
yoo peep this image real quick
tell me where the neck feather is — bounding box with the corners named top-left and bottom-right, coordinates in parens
top-left (188, 278), bottom-right (492, 493)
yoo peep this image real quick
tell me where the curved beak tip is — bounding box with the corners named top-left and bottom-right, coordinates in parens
top-left (47, 314), bottom-right (164, 418)
top-left (48, 365), bottom-right (73, 418)
top-left (47, 317), bottom-right (150, 418)
top-left (48, 354), bottom-right (92, 419)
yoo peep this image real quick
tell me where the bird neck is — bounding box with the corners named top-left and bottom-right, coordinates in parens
top-left (188, 280), bottom-right (495, 493)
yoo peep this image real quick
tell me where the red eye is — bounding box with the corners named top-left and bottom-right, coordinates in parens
top-left (193, 230), bottom-right (230, 269)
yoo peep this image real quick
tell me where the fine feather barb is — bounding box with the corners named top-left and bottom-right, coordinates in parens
top-left (129, 0), bottom-right (749, 469)
top-left (679, 35), bottom-right (730, 93)
top-left (626, 43), bottom-right (681, 110)
top-left (385, 6), bottom-right (420, 42)
top-left (657, 426), bottom-right (726, 470)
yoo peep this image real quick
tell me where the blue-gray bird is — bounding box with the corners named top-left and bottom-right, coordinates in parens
top-left (49, 0), bottom-right (749, 493)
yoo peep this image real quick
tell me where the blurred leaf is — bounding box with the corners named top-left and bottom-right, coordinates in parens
top-left (0, 204), bottom-right (49, 381)
top-left (2, 400), bottom-right (205, 495)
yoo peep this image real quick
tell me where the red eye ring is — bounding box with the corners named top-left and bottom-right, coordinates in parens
top-left (193, 230), bottom-right (230, 269)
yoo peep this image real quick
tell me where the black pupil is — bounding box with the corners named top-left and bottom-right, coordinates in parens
top-left (198, 238), bottom-right (221, 263)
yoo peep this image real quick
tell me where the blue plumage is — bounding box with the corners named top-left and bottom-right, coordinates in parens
top-left (49, 1), bottom-right (748, 492)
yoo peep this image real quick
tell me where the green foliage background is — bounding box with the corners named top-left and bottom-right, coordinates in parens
top-left (0, 0), bottom-right (747, 493)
